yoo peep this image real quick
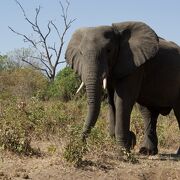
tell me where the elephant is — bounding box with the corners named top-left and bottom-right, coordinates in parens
top-left (65, 21), bottom-right (180, 155)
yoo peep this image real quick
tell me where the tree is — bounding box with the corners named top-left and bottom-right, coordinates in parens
top-left (47, 67), bottom-right (81, 101)
top-left (9, 0), bottom-right (75, 81)
top-left (0, 55), bottom-right (8, 71)
top-left (0, 54), bottom-right (17, 71)
top-left (7, 48), bottom-right (40, 69)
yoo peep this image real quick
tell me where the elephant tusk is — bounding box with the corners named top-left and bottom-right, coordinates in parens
top-left (103, 78), bottom-right (107, 89)
top-left (76, 82), bottom-right (84, 94)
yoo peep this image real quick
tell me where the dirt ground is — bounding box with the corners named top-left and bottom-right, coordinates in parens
top-left (0, 141), bottom-right (179, 180)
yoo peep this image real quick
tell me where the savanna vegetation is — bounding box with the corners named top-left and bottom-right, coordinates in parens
top-left (0, 54), bottom-right (179, 160)
top-left (0, 0), bottom-right (179, 179)
top-left (0, 53), bottom-right (179, 179)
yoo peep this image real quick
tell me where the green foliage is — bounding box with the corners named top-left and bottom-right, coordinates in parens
top-left (63, 124), bottom-right (88, 166)
top-left (0, 55), bottom-right (7, 71)
top-left (0, 98), bottom-right (36, 155)
top-left (47, 67), bottom-right (81, 101)
top-left (0, 97), bottom-right (84, 155)
top-left (0, 55), bottom-right (17, 71)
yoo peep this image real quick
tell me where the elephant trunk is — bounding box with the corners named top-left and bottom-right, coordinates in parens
top-left (82, 68), bottom-right (102, 140)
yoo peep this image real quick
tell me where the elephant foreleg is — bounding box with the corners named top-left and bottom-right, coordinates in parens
top-left (138, 105), bottom-right (159, 155)
top-left (114, 93), bottom-right (135, 150)
top-left (113, 69), bottom-right (143, 151)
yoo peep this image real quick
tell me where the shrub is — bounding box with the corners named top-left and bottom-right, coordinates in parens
top-left (0, 98), bottom-right (35, 155)
top-left (0, 55), bottom-right (17, 71)
top-left (47, 67), bottom-right (82, 101)
top-left (0, 68), bottom-right (48, 100)
top-left (63, 124), bottom-right (88, 166)
top-left (0, 97), bottom-right (85, 155)
top-left (157, 114), bottom-right (179, 148)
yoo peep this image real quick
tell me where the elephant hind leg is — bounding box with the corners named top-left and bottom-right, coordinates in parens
top-left (173, 99), bottom-right (180, 155)
top-left (174, 110), bottom-right (180, 130)
top-left (173, 100), bottom-right (180, 129)
top-left (138, 104), bottom-right (159, 155)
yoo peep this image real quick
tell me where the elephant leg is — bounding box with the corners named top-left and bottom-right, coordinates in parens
top-left (173, 100), bottom-right (180, 155)
top-left (173, 101), bottom-right (180, 129)
top-left (114, 69), bottom-right (143, 151)
top-left (114, 92), bottom-right (136, 150)
top-left (138, 105), bottom-right (159, 155)
top-left (107, 88), bottom-right (116, 137)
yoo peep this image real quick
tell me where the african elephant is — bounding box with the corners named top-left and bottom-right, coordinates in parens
top-left (65, 21), bottom-right (180, 155)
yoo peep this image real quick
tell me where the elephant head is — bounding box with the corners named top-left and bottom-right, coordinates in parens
top-left (65, 21), bottom-right (159, 140)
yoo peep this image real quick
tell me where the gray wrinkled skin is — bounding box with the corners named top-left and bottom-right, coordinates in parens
top-left (65, 21), bottom-right (180, 155)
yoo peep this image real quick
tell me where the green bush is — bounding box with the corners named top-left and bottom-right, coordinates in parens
top-left (63, 124), bottom-right (88, 166)
top-left (0, 97), bottom-right (84, 155)
top-left (0, 98), bottom-right (35, 155)
top-left (47, 67), bottom-right (82, 101)
top-left (0, 55), bottom-right (17, 71)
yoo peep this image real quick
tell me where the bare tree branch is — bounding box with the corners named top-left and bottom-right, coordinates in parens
top-left (9, 26), bottom-right (37, 48)
top-left (58, 60), bottom-right (66, 64)
top-left (50, 21), bottom-right (61, 39)
top-left (21, 57), bottom-right (51, 79)
top-left (10, 0), bottom-right (75, 81)
top-left (15, 0), bottom-right (36, 27)
top-left (35, 6), bottom-right (41, 26)
top-left (45, 21), bottom-right (52, 40)
top-left (48, 43), bottom-right (58, 57)
top-left (54, 0), bottom-right (76, 71)
top-left (59, 0), bottom-right (76, 28)
top-left (28, 55), bottom-right (52, 73)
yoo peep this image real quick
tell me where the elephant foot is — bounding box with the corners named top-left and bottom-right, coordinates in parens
top-left (108, 126), bottom-right (115, 138)
top-left (139, 147), bottom-right (158, 155)
top-left (109, 132), bottom-right (115, 138)
top-left (116, 131), bottom-right (136, 151)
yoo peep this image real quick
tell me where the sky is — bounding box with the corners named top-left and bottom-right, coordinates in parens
top-left (0, 0), bottom-right (180, 69)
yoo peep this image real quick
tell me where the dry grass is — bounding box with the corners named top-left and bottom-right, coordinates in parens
top-left (0, 99), bottom-right (179, 179)
top-left (0, 98), bottom-right (179, 160)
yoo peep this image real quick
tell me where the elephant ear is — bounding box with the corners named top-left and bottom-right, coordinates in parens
top-left (112, 21), bottom-right (159, 77)
top-left (65, 28), bottom-right (84, 77)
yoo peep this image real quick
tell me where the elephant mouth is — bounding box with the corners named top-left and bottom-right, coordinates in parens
top-left (76, 77), bottom-right (107, 94)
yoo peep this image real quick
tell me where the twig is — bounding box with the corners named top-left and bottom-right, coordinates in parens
top-left (9, 0), bottom-right (75, 81)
